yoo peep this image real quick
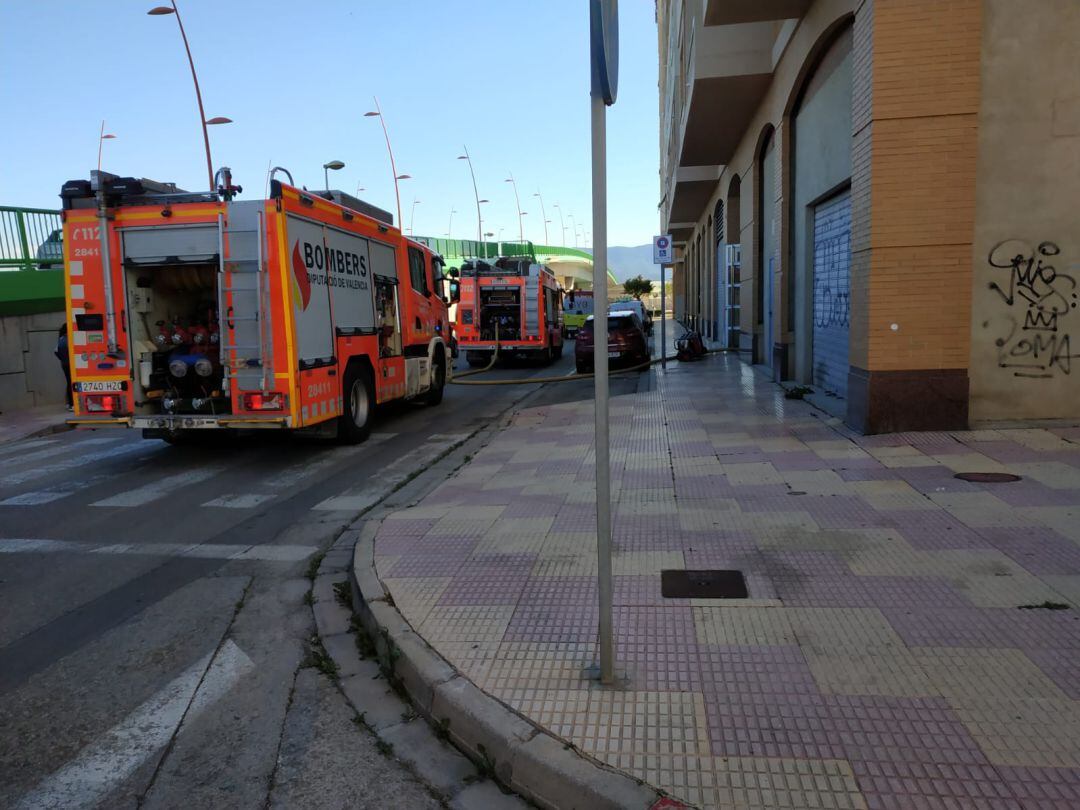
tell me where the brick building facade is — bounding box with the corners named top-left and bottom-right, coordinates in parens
top-left (659, 0), bottom-right (1080, 433)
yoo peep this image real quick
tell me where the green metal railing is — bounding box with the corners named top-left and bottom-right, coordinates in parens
top-left (1, 206), bottom-right (63, 272)
top-left (0, 206), bottom-right (65, 315)
top-left (412, 236), bottom-right (616, 283)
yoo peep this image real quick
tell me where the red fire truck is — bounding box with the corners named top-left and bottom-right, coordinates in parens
top-left (455, 256), bottom-right (563, 366)
top-left (59, 168), bottom-right (455, 443)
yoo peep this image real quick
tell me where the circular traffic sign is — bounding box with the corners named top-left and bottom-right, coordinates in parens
top-left (590, 0), bottom-right (619, 105)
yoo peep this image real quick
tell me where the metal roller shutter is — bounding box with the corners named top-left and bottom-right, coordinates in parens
top-left (811, 191), bottom-right (851, 397)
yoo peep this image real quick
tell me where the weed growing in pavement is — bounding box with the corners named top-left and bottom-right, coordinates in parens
top-left (1019, 601), bottom-right (1071, 610)
top-left (305, 551), bottom-right (326, 581)
top-left (784, 385), bottom-right (813, 400)
top-left (434, 717), bottom-right (451, 742)
top-left (350, 617), bottom-right (377, 659)
top-left (400, 707), bottom-right (418, 723)
top-left (475, 743), bottom-right (498, 781)
top-left (463, 454), bottom-right (473, 463)
top-left (352, 712), bottom-right (368, 730)
top-left (303, 589), bottom-right (314, 606)
top-left (303, 634), bottom-right (339, 678)
top-left (375, 739), bottom-right (395, 757)
top-left (333, 580), bottom-right (353, 609)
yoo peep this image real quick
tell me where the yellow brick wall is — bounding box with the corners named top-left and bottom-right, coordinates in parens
top-left (865, 0), bottom-right (982, 371)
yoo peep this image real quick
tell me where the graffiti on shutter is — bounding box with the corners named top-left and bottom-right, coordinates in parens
top-left (812, 191), bottom-right (851, 397)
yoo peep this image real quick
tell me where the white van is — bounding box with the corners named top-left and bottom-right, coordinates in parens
top-left (609, 299), bottom-right (653, 335)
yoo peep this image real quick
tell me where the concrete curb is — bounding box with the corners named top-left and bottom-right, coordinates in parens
top-left (350, 518), bottom-right (673, 810)
top-left (0, 418), bottom-right (73, 446)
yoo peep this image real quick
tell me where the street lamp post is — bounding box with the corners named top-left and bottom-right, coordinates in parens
top-left (504, 173), bottom-right (524, 242)
top-left (148, 2), bottom-right (231, 191)
top-left (457, 146), bottom-right (488, 257)
top-left (323, 160), bottom-right (344, 192)
top-left (568, 214), bottom-right (579, 247)
top-left (364, 98), bottom-right (408, 228)
top-left (356, 182), bottom-right (366, 196)
top-left (532, 191), bottom-right (550, 244)
top-left (553, 203), bottom-right (567, 246)
top-left (97, 121), bottom-right (116, 172)
top-left (409, 198), bottom-right (421, 235)
top-left (448, 208), bottom-right (457, 240)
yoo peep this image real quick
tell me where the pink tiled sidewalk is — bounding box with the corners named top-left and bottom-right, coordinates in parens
top-left (374, 354), bottom-right (1080, 809)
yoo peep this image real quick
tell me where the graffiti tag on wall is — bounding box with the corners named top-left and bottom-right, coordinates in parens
top-left (988, 240), bottom-right (1077, 378)
top-left (813, 231), bottom-right (851, 329)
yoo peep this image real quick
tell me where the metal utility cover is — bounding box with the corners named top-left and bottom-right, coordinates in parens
top-left (661, 570), bottom-right (747, 599)
top-left (954, 472), bottom-right (1022, 483)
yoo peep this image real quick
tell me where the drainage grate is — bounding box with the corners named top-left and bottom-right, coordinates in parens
top-left (661, 569), bottom-right (748, 599)
top-left (954, 472), bottom-right (1022, 483)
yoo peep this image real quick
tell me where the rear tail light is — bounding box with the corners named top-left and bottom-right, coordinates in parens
top-left (242, 392), bottom-right (285, 411)
top-left (84, 394), bottom-right (121, 413)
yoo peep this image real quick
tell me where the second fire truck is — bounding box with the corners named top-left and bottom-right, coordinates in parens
top-left (454, 256), bottom-right (563, 366)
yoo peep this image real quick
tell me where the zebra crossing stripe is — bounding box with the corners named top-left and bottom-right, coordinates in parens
top-left (0, 442), bottom-right (159, 488)
top-left (92, 467), bottom-right (226, 508)
top-left (202, 432), bottom-right (397, 508)
top-left (0, 438), bottom-right (60, 459)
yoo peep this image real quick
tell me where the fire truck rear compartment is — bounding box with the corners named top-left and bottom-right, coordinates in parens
top-left (125, 261), bottom-right (228, 416)
top-left (479, 287), bottom-right (521, 341)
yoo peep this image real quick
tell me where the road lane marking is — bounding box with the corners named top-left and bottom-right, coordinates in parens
top-left (312, 432), bottom-right (470, 511)
top-left (202, 432), bottom-right (396, 508)
top-left (15, 639), bottom-right (253, 810)
top-left (0, 442), bottom-right (159, 488)
top-left (0, 436), bottom-right (118, 467)
top-left (0, 538), bottom-right (318, 562)
top-left (0, 438), bottom-right (60, 459)
top-left (0, 467), bottom-right (146, 506)
top-left (91, 466), bottom-right (227, 507)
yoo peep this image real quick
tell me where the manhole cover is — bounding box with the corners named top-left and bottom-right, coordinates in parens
top-left (954, 472), bottom-right (1022, 483)
top-left (661, 569), bottom-right (747, 599)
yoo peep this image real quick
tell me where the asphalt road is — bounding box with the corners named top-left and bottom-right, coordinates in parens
top-left (0, 343), bottom-right (646, 809)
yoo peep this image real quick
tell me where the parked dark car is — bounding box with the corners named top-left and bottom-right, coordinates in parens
top-left (575, 311), bottom-right (649, 374)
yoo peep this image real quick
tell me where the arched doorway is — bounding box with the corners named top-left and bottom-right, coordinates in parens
top-left (757, 130), bottom-right (777, 368)
top-left (724, 174), bottom-right (742, 349)
top-left (792, 23), bottom-right (854, 396)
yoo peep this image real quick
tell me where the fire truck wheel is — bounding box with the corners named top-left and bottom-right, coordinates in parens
top-left (338, 366), bottom-right (374, 444)
top-left (425, 355), bottom-right (446, 406)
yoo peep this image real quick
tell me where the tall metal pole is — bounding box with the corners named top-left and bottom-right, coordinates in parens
top-left (506, 174), bottom-right (524, 242)
top-left (554, 203), bottom-right (567, 246)
top-left (660, 261), bottom-right (667, 368)
top-left (534, 191), bottom-right (549, 244)
top-left (569, 214), bottom-right (579, 247)
top-left (167, 0), bottom-right (213, 190)
top-left (591, 94), bottom-right (613, 686)
top-left (371, 97), bottom-right (402, 228)
top-left (448, 208), bottom-right (456, 239)
top-left (409, 198), bottom-right (420, 235)
top-left (460, 146), bottom-right (484, 257)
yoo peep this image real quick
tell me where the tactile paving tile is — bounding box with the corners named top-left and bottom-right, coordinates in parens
top-left (380, 576), bottom-right (453, 626)
top-left (710, 756), bottom-right (867, 810)
top-left (694, 606), bottom-right (796, 646)
top-left (950, 697), bottom-right (1080, 767)
top-left (912, 647), bottom-right (1068, 704)
top-left (418, 604), bottom-right (514, 644)
top-left (573, 689), bottom-right (710, 763)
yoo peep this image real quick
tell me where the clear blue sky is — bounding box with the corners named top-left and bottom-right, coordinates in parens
top-left (0, 1), bottom-right (659, 248)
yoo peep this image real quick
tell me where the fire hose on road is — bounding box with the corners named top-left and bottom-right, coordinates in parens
top-left (449, 325), bottom-right (728, 387)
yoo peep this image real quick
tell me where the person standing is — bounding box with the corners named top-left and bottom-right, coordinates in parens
top-left (56, 324), bottom-right (72, 410)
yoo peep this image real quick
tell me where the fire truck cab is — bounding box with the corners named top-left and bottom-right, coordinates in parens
top-left (59, 169), bottom-right (454, 443)
top-left (455, 256), bottom-right (563, 366)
